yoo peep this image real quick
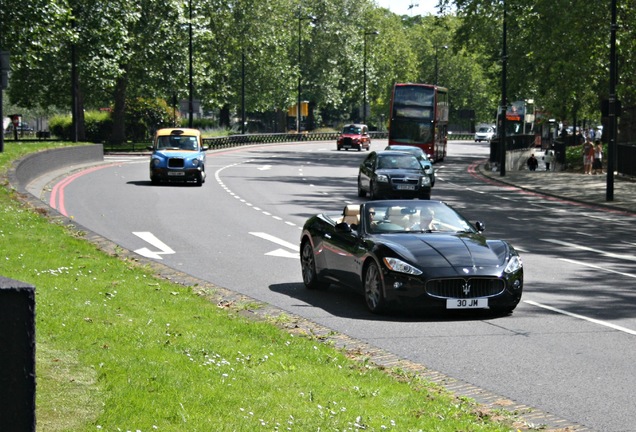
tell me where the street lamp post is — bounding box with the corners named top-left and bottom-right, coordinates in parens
top-left (499, 0), bottom-right (508, 177)
top-left (606, 0), bottom-right (618, 201)
top-left (434, 45), bottom-right (448, 85)
top-left (188, 0), bottom-right (194, 128)
top-left (363, 30), bottom-right (378, 125)
top-left (296, 7), bottom-right (316, 133)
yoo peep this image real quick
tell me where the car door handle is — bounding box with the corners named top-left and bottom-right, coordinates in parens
top-left (324, 234), bottom-right (332, 239)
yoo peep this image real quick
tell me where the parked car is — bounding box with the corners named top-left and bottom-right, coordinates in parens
top-left (148, 128), bottom-right (207, 186)
top-left (357, 151), bottom-right (431, 200)
top-left (385, 144), bottom-right (436, 186)
top-left (474, 126), bottom-right (495, 142)
top-left (4, 122), bottom-right (34, 135)
top-left (299, 200), bottom-right (524, 314)
top-left (337, 124), bottom-right (371, 151)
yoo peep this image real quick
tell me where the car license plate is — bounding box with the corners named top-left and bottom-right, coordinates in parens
top-left (446, 298), bottom-right (488, 309)
top-left (168, 171), bottom-right (185, 176)
top-left (396, 184), bottom-right (416, 190)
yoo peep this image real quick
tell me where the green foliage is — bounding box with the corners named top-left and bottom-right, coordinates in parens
top-left (48, 111), bottom-right (113, 142)
top-left (48, 115), bottom-right (72, 140)
top-left (125, 97), bottom-right (175, 141)
top-left (6, 0), bottom-right (636, 134)
top-left (84, 111), bottom-right (113, 143)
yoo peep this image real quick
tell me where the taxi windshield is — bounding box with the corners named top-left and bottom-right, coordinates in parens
top-left (157, 135), bottom-right (198, 150)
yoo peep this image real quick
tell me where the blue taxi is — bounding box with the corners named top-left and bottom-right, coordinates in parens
top-left (149, 128), bottom-right (207, 186)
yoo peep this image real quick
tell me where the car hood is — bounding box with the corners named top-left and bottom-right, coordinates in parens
top-left (378, 233), bottom-right (509, 273)
top-left (375, 168), bottom-right (423, 176)
top-left (340, 133), bottom-right (363, 138)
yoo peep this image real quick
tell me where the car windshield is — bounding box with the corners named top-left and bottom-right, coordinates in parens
top-left (386, 146), bottom-right (429, 160)
top-left (478, 127), bottom-right (491, 133)
top-left (157, 135), bottom-right (198, 150)
top-left (365, 202), bottom-right (475, 234)
top-left (377, 154), bottom-right (422, 170)
top-left (343, 125), bottom-right (361, 134)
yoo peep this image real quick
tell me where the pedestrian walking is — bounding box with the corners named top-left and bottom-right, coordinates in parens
top-left (543, 150), bottom-right (554, 171)
top-left (527, 154), bottom-right (539, 171)
top-left (592, 140), bottom-right (604, 174)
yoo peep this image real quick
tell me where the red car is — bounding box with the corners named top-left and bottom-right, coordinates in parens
top-left (337, 124), bottom-right (371, 151)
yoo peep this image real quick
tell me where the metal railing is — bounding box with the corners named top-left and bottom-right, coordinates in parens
top-left (203, 131), bottom-right (389, 149)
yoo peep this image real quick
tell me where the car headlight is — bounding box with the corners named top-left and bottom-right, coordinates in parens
top-left (420, 176), bottom-right (431, 186)
top-left (151, 158), bottom-right (161, 167)
top-left (504, 255), bottom-right (522, 274)
top-left (192, 159), bottom-right (199, 167)
top-left (383, 257), bottom-right (423, 275)
top-left (376, 174), bottom-right (389, 183)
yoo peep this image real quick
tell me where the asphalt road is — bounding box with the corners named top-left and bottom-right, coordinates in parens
top-left (41, 140), bottom-right (636, 432)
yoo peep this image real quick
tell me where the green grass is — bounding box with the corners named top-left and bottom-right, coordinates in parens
top-left (1, 141), bottom-right (521, 431)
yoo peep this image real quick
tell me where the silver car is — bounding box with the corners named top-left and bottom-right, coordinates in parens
top-left (474, 126), bottom-right (495, 142)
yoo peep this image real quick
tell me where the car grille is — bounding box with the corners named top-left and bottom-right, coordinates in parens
top-left (168, 158), bottom-right (185, 168)
top-left (426, 278), bottom-right (505, 299)
top-left (391, 176), bottom-right (419, 185)
top-left (343, 137), bottom-right (353, 145)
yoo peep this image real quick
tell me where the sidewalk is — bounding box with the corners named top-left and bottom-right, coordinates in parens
top-left (479, 155), bottom-right (636, 215)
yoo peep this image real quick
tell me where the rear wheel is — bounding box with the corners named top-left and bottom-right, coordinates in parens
top-left (364, 261), bottom-right (386, 313)
top-left (301, 241), bottom-right (329, 290)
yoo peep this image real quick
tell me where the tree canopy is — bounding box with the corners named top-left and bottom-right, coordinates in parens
top-left (2, 0), bottom-right (634, 139)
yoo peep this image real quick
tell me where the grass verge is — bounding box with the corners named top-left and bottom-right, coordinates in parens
top-left (1, 141), bottom-right (522, 431)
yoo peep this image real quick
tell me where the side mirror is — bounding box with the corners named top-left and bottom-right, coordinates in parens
top-left (147, 145), bottom-right (154, 151)
top-left (474, 221), bottom-right (485, 232)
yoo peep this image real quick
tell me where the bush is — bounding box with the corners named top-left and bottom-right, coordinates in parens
top-left (191, 118), bottom-right (217, 130)
top-left (48, 115), bottom-right (72, 140)
top-left (84, 111), bottom-right (113, 143)
top-left (47, 98), bottom-right (183, 143)
top-left (125, 97), bottom-right (176, 141)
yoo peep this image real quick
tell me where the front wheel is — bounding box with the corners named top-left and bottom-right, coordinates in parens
top-left (364, 261), bottom-right (386, 313)
top-left (301, 241), bottom-right (329, 290)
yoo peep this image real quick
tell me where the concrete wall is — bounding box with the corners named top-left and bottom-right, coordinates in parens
top-left (8, 144), bottom-right (103, 195)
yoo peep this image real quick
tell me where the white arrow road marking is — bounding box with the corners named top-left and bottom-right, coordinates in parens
top-left (133, 232), bottom-right (176, 260)
top-left (265, 248), bottom-right (299, 259)
top-left (249, 232), bottom-right (299, 259)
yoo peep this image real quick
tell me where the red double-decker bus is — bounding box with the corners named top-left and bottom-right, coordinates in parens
top-left (388, 83), bottom-right (449, 162)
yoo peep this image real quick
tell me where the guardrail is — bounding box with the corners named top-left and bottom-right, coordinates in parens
top-left (203, 131), bottom-right (389, 149)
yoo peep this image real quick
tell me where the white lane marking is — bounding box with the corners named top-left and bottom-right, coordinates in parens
top-left (524, 300), bottom-right (636, 336)
top-left (216, 162), bottom-right (303, 230)
top-left (133, 232), bottom-right (176, 260)
top-left (541, 239), bottom-right (636, 262)
top-left (258, 165), bottom-right (272, 171)
top-left (558, 258), bottom-right (636, 279)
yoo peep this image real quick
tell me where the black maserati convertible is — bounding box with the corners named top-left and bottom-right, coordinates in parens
top-left (299, 200), bottom-right (523, 314)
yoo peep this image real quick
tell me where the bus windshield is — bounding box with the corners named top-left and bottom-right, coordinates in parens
top-left (389, 120), bottom-right (433, 144)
